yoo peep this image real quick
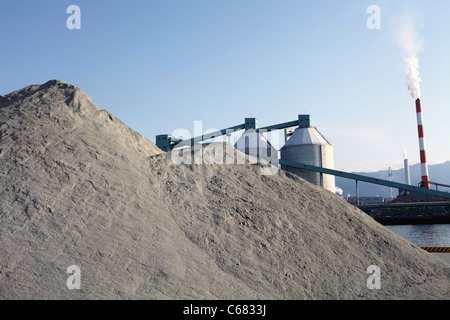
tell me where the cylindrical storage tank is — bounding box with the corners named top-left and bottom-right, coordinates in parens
top-left (234, 130), bottom-right (278, 163)
top-left (280, 117), bottom-right (335, 193)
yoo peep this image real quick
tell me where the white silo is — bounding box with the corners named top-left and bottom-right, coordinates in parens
top-left (234, 130), bottom-right (278, 162)
top-left (280, 115), bottom-right (336, 192)
top-left (234, 118), bottom-right (278, 164)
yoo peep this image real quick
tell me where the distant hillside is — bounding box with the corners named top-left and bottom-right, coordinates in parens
top-left (335, 161), bottom-right (450, 199)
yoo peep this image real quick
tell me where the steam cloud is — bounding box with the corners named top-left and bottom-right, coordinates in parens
top-left (404, 54), bottom-right (421, 99)
top-left (397, 12), bottom-right (424, 99)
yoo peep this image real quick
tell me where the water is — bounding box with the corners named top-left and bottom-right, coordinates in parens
top-left (386, 224), bottom-right (450, 247)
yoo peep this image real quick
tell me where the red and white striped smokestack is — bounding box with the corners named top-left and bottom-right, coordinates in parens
top-left (415, 98), bottom-right (430, 189)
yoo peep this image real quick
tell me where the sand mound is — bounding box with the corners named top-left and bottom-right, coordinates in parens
top-left (0, 81), bottom-right (449, 299)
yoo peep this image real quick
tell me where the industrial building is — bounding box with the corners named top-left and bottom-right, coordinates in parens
top-left (156, 112), bottom-right (450, 203)
top-left (234, 118), bottom-right (278, 165)
top-left (280, 115), bottom-right (336, 193)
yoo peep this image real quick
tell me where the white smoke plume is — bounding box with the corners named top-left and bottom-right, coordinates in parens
top-left (396, 12), bottom-right (424, 99)
top-left (402, 146), bottom-right (408, 160)
top-left (404, 54), bottom-right (421, 99)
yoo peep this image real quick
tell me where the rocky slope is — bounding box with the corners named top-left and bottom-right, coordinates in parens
top-left (0, 80), bottom-right (449, 299)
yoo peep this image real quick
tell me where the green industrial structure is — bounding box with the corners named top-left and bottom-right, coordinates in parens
top-left (156, 115), bottom-right (450, 201)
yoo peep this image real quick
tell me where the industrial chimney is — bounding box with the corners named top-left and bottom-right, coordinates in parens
top-left (415, 98), bottom-right (430, 188)
top-left (404, 158), bottom-right (411, 185)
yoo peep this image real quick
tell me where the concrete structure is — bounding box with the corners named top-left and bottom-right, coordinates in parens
top-left (234, 118), bottom-right (278, 164)
top-left (280, 115), bottom-right (336, 192)
top-left (234, 130), bottom-right (278, 162)
top-left (404, 158), bottom-right (411, 185)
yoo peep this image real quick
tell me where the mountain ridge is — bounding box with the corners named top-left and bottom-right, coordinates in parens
top-left (336, 161), bottom-right (450, 198)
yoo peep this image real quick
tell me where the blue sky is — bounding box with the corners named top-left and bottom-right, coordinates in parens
top-left (1, 0), bottom-right (450, 173)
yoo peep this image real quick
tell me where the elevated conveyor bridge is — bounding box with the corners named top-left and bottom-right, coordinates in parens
top-left (157, 116), bottom-right (450, 201)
